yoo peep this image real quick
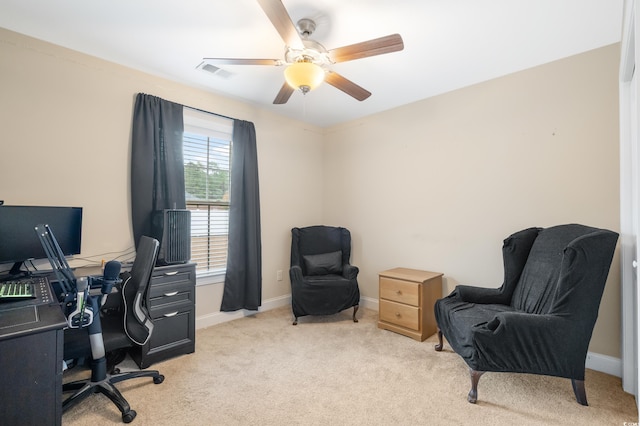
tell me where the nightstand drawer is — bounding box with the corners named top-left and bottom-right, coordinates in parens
top-left (380, 277), bottom-right (419, 306)
top-left (379, 299), bottom-right (420, 331)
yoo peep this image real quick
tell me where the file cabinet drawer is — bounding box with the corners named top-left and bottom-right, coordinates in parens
top-left (149, 309), bottom-right (193, 348)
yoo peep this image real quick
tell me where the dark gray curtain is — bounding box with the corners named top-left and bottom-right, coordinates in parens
top-left (131, 93), bottom-right (185, 248)
top-left (221, 120), bottom-right (262, 311)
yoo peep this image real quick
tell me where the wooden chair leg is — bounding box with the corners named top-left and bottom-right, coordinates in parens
top-left (352, 305), bottom-right (359, 323)
top-left (572, 379), bottom-right (588, 406)
top-left (435, 329), bottom-right (443, 351)
top-left (468, 369), bottom-right (485, 403)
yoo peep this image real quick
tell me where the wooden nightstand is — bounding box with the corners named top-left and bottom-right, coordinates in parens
top-left (378, 267), bottom-right (443, 341)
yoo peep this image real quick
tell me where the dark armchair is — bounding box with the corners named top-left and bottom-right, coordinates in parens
top-left (290, 225), bottom-right (360, 325)
top-left (434, 224), bottom-right (618, 405)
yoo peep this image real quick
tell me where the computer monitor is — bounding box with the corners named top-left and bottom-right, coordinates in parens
top-left (0, 205), bottom-right (82, 278)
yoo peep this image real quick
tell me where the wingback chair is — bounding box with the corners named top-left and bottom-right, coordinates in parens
top-left (289, 225), bottom-right (360, 325)
top-left (434, 224), bottom-right (618, 405)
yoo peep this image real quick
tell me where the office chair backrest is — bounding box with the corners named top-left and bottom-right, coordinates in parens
top-left (122, 236), bottom-right (159, 345)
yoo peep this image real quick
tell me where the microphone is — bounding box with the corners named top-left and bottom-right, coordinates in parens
top-left (102, 260), bottom-right (122, 291)
top-left (68, 277), bottom-right (93, 328)
top-left (100, 260), bottom-right (122, 305)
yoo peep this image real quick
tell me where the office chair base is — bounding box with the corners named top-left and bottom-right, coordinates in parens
top-left (63, 369), bottom-right (164, 423)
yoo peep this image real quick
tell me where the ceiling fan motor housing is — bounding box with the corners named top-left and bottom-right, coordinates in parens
top-left (296, 18), bottom-right (316, 37)
top-left (285, 39), bottom-right (330, 67)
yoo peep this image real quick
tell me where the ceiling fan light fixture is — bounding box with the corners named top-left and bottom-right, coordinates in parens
top-left (284, 61), bottom-right (325, 94)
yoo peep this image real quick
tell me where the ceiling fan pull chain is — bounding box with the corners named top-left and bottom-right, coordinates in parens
top-left (303, 93), bottom-right (307, 118)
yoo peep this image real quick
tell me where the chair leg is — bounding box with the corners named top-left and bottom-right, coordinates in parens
top-left (109, 369), bottom-right (164, 385)
top-left (572, 379), bottom-right (588, 406)
top-left (352, 305), bottom-right (359, 323)
top-left (62, 381), bottom-right (96, 414)
top-left (63, 363), bottom-right (164, 423)
top-left (468, 369), bottom-right (485, 403)
top-left (95, 380), bottom-right (135, 422)
top-left (435, 329), bottom-right (443, 351)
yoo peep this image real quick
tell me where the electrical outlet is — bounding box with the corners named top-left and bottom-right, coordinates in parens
top-left (276, 270), bottom-right (283, 281)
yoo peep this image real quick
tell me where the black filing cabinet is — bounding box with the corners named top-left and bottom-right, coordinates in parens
top-left (130, 262), bottom-right (196, 368)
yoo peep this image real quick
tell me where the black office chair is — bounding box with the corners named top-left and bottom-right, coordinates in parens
top-left (62, 236), bottom-right (164, 423)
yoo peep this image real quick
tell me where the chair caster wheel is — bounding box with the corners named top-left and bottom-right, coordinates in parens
top-left (122, 409), bottom-right (137, 423)
top-left (154, 374), bottom-right (165, 384)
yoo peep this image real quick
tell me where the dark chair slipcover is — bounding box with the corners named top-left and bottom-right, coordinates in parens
top-left (290, 225), bottom-right (360, 325)
top-left (434, 224), bottom-right (618, 405)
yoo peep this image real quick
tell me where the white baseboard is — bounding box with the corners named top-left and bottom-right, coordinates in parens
top-left (359, 295), bottom-right (379, 311)
top-left (195, 295), bottom-right (377, 330)
top-left (195, 295), bottom-right (291, 330)
top-left (195, 294), bottom-right (621, 378)
top-left (586, 351), bottom-right (622, 377)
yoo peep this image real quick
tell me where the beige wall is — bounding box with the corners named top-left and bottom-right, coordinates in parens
top-left (0, 28), bottom-right (324, 320)
top-left (0, 27), bottom-right (622, 358)
top-left (324, 43), bottom-right (621, 357)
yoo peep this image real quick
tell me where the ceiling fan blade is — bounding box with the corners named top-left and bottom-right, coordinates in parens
top-left (273, 82), bottom-right (295, 104)
top-left (328, 34), bottom-right (404, 63)
top-left (325, 71), bottom-right (371, 101)
top-left (257, 0), bottom-right (304, 50)
top-left (202, 58), bottom-right (282, 66)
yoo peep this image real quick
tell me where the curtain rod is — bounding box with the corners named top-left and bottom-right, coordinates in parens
top-left (183, 104), bottom-right (235, 122)
top-left (138, 93), bottom-right (237, 122)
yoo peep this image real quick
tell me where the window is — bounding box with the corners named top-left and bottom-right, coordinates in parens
top-left (183, 108), bottom-right (233, 277)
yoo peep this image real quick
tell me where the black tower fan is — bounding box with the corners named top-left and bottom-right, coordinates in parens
top-left (151, 209), bottom-right (191, 265)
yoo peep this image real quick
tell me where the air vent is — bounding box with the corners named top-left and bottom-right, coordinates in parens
top-left (196, 62), bottom-right (234, 79)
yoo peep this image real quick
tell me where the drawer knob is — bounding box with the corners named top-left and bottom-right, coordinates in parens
top-left (164, 311), bottom-right (179, 317)
top-left (396, 290), bottom-right (402, 295)
top-left (395, 312), bottom-right (401, 317)
top-left (163, 291), bottom-right (179, 297)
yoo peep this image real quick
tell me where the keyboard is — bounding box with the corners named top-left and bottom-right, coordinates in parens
top-left (0, 279), bottom-right (37, 301)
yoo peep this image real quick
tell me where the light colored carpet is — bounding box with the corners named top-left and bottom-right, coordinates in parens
top-left (63, 306), bottom-right (638, 425)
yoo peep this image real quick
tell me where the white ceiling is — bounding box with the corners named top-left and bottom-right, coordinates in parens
top-left (0, 0), bottom-right (624, 128)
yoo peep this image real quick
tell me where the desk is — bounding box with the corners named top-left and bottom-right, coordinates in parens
top-left (0, 281), bottom-right (67, 426)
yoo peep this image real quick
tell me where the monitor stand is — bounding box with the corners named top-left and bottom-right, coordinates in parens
top-left (1, 262), bottom-right (31, 282)
top-left (9, 261), bottom-right (28, 276)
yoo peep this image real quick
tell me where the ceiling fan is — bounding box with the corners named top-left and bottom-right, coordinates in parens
top-left (202, 0), bottom-right (404, 104)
